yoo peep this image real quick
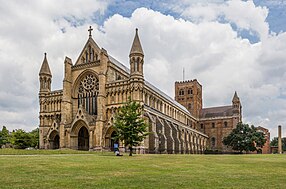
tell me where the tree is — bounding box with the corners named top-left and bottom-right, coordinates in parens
top-left (29, 128), bottom-right (39, 148)
top-left (0, 126), bottom-right (11, 146)
top-left (223, 123), bottom-right (266, 153)
top-left (113, 97), bottom-right (149, 156)
top-left (10, 129), bottom-right (32, 149)
top-left (270, 137), bottom-right (286, 151)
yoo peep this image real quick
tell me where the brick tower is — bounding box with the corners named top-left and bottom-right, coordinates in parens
top-left (175, 79), bottom-right (202, 118)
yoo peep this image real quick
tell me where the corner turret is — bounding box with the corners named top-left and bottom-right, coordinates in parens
top-left (232, 91), bottom-right (242, 121)
top-left (232, 91), bottom-right (240, 108)
top-left (39, 53), bottom-right (52, 95)
top-left (129, 28), bottom-right (144, 79)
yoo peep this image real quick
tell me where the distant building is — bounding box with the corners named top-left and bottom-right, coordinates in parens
top-left (256, 126), bottom-right (270, 154)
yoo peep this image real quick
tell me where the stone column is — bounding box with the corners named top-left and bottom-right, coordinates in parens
top-left (278, 125), bottom-right (282, 154)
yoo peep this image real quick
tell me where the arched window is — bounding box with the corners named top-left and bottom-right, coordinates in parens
top-left (78, 74), bottom-right (99, 115)
top-left (134, 59), bottom-right (138, 72)
top-left (188, 88), bottom-right (193, 95)
top-left (224, 121), bottom-right (228, 128)
top-left (212, 122), bottom-right (215, 128)
top-left (211, 137), bottom-right (216, 148)
top-left (85, 51), bottom-right (88, 63)
top-left (179, 89), bottom-right (184, 96)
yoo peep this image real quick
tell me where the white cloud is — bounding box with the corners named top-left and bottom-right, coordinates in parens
top-left (97, 7), bottom-right (286, 138)
top-left (180, 0), bottom-right (269, 40)
top-left (1, 1), bottom-right (286, 139)
top-left (0, 0), bottom-right (108, 131)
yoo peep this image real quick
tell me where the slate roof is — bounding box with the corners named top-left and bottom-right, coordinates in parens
top-left (200, 105), bottom-right (234, 119)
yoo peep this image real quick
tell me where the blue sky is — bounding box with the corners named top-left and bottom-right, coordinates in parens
top-left (99, 0), bottom-right (286, 43)
top-left (0, 0), bottom-right (286, 138)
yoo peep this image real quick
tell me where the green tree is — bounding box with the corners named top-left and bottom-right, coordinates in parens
top-left (10, 129), bottom-right (32, 149)
top-left (270, 137), bottom-right (286, 151)
top-left (0, 126), bottom-right (11, 146)
top-left (29, 128), bottom-right (39, 148)
top-left (223, 123), bottom-right (266, 153)
top-left (113, 97), bottom-right (149, 156)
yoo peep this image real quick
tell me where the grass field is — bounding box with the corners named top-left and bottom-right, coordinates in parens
top-left (0, 149), bottom-right (285, 189)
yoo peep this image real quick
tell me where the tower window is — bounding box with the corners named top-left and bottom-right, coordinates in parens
top-left (224, 121), bottom-right (228, 128)
top-left (134, 60), bottom-right (138, 72)
top-left (200, 124), bottom-right (204, 129)
top-left (179, 89), bottom-right (184, 96)
top-left (188, 89), bottom-right (193, 95)
top-left (188, 103), bottom-right (192, 110)
top-left (212, 122), bottom-right (215, 128)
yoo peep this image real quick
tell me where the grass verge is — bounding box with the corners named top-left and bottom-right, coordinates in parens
top-left (0, 149), bottom-right (285, 189)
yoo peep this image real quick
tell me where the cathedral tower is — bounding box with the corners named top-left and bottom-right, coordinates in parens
top-left (39, 53), bottom-right (52, 95)
top-left (175, 79), bottom-right (202, 118)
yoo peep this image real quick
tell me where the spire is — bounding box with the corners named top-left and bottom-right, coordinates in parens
top-left (232, 91), bottom-right (239, 102)
top-left (39, 53), bottom-right (52, 76)
top-left (129, 28), bottom-right (144, 56)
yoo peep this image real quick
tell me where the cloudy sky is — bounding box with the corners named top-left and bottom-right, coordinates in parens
top-left (0, 0), bottom-right (286, 138)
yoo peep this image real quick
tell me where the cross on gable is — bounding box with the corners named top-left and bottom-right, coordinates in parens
top-left (88, 26), bottom-right (93, 37)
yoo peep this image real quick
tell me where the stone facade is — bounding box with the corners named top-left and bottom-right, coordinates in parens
top-left (38, 28), bottom-right (208, 153)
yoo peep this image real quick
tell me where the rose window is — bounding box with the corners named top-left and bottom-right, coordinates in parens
top-left (78, 74), bottom-right (98, 115)
top-left (81, 74), bottom-right (98, 92)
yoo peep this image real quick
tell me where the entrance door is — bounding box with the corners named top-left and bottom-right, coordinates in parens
top-left (78, 127), bottom-right (89, 150)
top-left (53, 135), bottom-right (60, 149)
top-left (110, 131), bottom-right (118, 151)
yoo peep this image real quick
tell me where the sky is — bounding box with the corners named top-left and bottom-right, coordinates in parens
top-left (0, 0), bottom-right (286, 139)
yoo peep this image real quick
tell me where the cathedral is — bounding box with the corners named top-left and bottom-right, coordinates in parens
top-left (38, 27), bottom-right (242, 153)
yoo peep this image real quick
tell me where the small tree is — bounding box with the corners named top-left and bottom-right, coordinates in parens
top-left (223, 123), bottom-right (266, 153)
top-left (29, 128), bottom-right (39, 148)
top-left (0, 126), bottom-right (11, 146)
top-left (113, 97), bottom-right (149, 156)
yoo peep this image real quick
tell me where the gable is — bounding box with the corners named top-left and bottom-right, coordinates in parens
top-left (74, 37), bottom-right (101, 66)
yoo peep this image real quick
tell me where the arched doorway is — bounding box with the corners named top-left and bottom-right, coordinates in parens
top-left (110, 131), bottom-right (118, 151)
top-left (49, 130), bottom-right (60, 149)
top-left (78, 126), bottom-right (89, 150)
top-left (53, 135), bottom-right (60, 149)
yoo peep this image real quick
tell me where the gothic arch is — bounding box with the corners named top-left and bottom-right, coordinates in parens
top-left (72, 70), bottom-right (99, 115)
top-left (72, 69), bottom-right (99, 97)
top-left (70, 120), bottom-right (90, 150)
top-left (48, 130), bottom-right (59, 149)
top-left (71, 120), bottom-right (89, 136)
top-left (104, 126), bottom-right (118, 151)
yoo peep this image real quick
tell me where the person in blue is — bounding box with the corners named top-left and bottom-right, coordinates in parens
top-left (114, 143), bottom-right (122, 156)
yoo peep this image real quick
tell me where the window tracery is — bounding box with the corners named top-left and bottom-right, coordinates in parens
top-left (78, 74), bottom-right (99, 115)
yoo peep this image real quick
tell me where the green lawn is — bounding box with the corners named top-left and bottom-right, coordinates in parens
top-left (0, 149), bottom-right (285, 189)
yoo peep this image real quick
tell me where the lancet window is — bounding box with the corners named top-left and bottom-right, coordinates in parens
top-left (78, 74), bottom-right (99, 115)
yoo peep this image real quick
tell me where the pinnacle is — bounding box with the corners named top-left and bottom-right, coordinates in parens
top-left (232, 91), bottom-right (239, 102)
top-left (39, 52), bottom-right (52, 76)
top-left (130, 28), bottom-right (144, 56)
